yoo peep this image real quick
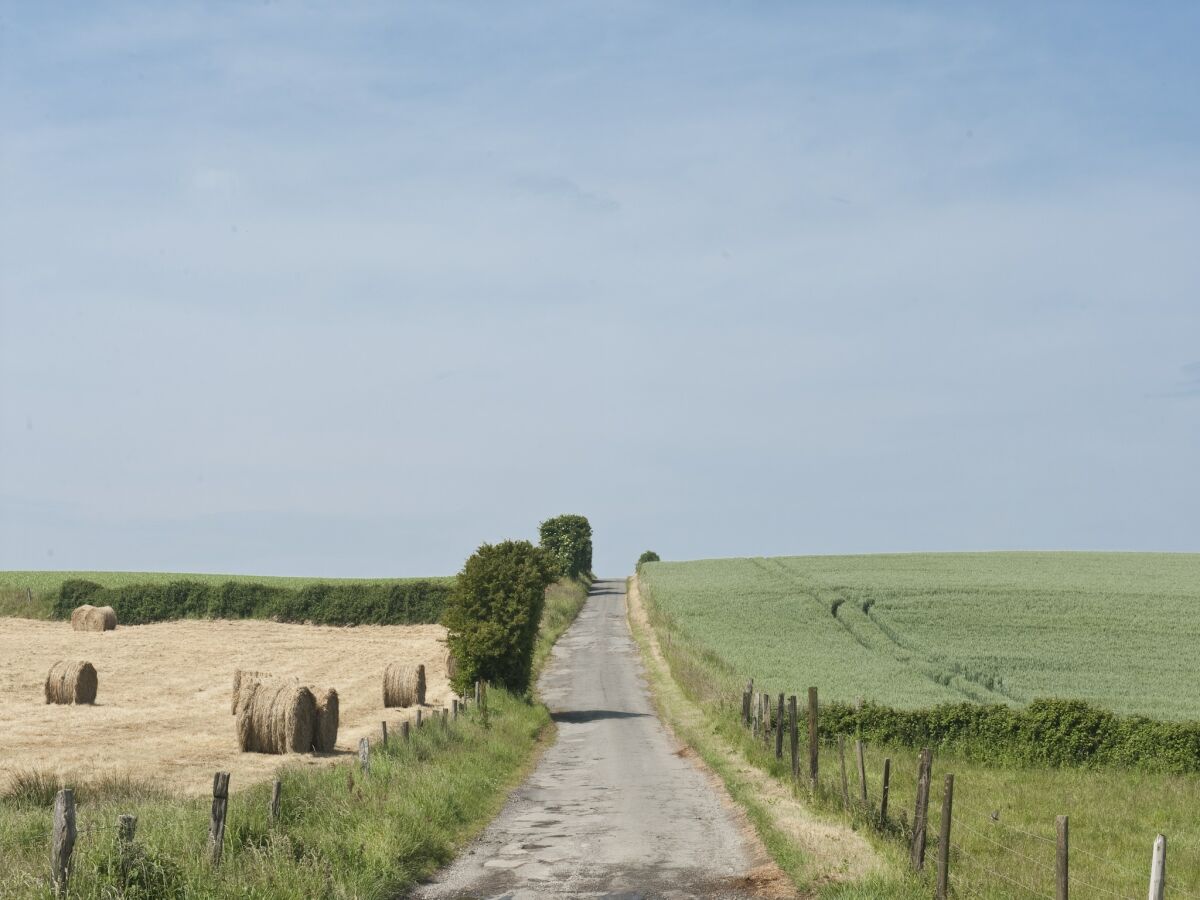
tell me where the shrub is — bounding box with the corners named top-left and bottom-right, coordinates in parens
top-left (538, 514), bottom-right (593, 578)
top-left (636, 551), bottom-right (660, 572)
top-left (53, 579), bottom-right (104, 617)
top-left (443, 541), bottom-right (556, 694)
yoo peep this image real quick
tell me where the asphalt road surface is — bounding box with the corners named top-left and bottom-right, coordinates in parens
top-left (412, 579), bottom-right (763, 899)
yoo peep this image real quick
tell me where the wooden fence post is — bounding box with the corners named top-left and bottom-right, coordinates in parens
top-left (117, 813), bottom-right (137, 884)
top-left (936, 774), bottom-right (954, 900)
top-left (1056, 815), bottom-right (1068, 900)
top-left (26, 586), bottom-right (33, 604)
top-left (775, 694), bottom-right (785, 759)
top-left (807, 687), bottom-right (819, 789)
top-left (475, 680), bottom-right (481, 705)
top-left (788, 695), bottom-right (799, 782)
top-left (209, 772), bottom-right (230, 866)
top-left (381, 721), bottom-right (389, 746)
top-left (453, 698), bottom-right (459, 720)
top-left (910, 749), bottom-right (932, 871)
top-left (270, 779), bottom-right (282, 822)
top-left (1148, 833), bottom-right (1166, 900)
top-left (402, 720), bottom-right (411, 743)
top-left (838, 735), bottom-right (850, 809)
top-left (880, 758), bottom-right (891, 825)
top-left (51, 788), bottom-right (76, 897)
top-left (358, 737), bottom-right (370, 775)
top-left (855, 739), bottom-right (868, 807)
top-left (742, 686), bottom-right (751, 726)
top-left (442, 708), bottom-right (449, 726)
top-left (416, 709), bottom-right (423, 728)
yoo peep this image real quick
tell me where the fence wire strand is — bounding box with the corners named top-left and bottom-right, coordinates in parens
top-left (953, 842), bottom-right (1055, 899)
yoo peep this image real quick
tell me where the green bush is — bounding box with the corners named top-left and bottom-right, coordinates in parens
top-left (819, 697), bottom-right (1200, 773)
top-left (54, 579), bottom-right (104, 615)
top-left (636, 551), bottom-right (660, 571)
top-left (538, 514), bottom-right (593, 578)
top-left (49, 579), bottom-right (451, 626)
top-left (443, 541), bottom-right (556, 694)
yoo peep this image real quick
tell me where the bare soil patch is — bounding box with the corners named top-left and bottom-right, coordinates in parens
top-left (0, 617), bottom-right (450, 796)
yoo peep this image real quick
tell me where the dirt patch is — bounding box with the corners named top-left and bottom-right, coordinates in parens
top-left (0, 617), bottom-right (450, 796)
top-left (626, 576), bottom-right (882, 892)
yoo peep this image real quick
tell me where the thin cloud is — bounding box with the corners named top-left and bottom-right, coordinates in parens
top-left (511, 174), bottom-right (619, 213)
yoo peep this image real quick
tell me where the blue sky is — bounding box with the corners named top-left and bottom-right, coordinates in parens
top-left (1, 2), bottom-right (1197, 577)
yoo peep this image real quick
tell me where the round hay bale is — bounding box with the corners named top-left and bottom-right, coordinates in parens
top-left (231, 669), bottom-right (273, 715)
top-left (235, 679), bottom-right (316, 755)
top-left (312, 687), bottom-right (339, 752)
top-left (73, 604), bottom-right (116, 632)
top-left (383, 663), bottom-right (426, 708)
top-left (45, 660), bottom-right (98, 705)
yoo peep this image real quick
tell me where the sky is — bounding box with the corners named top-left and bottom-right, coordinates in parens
top-left (1, 1), bottom-right (1197, 577)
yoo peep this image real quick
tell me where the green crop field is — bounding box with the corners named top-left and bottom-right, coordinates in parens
top-left (639, 552), bottom-right (1200, 897)
top-left (640, 552), bottom-right (1200, 720)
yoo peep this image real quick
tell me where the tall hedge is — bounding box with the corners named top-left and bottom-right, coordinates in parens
top-left (820, 697), bottom-right (1200, 774)
top-left (52, 579), bottom-right (451, 626)
top-left (443, 540), bottom-right (556, 695)
top-left (538, 514), bottom-right (593, 579)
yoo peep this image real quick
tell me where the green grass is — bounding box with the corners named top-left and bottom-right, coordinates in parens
top-left (641, 552), bottom-right (1200, 719)
top-left (532, 575), bottom-right (591, 679)
top-left (0, 690), bottom-right (546, 899)
top-left (638, 553), bottom-right (1200, 897)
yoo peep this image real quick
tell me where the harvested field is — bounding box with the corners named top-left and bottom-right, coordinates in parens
top-left (0, 618), bottom-right (450, 796)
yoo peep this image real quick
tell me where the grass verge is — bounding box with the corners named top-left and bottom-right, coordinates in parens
top-left (532, 575), bottom-right (591, 680)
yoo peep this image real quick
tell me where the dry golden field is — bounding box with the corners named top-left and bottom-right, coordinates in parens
top-left (0, 618), bottom-right (451, 796)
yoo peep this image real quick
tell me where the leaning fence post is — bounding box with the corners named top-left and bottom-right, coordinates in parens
top-left (911, 749), bottom-right (932, 871)
top-left (1056, 815), bottom-right (1068, 900)
top-left (270, 779), bottom-right (282, 822)
top-left (358, 737), bottom-right (370, 775)
top-left (880, 758), bottom-right (891, 825)
top-left (51, 788), bottom-right (76, 897)
top-left (775, 694), bottom-right (785, 759)
top-left (936, 774), bottom-right (954, 900)
top-left (855, 739), bottom-right (868, 807)
top-left (807, 687), bottom-right (819, 789)
top-left (788, 695), bottom-right (799, 782)
top-left (1148, 833), bottom-right (1166, 900)
top-left (209, 772), bottom-right (230, 866)
top-left (837, 735), bottom-right (850, 810)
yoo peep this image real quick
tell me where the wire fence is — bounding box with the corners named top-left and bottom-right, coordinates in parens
top-left (737, 682), bottom-right (1196, 899)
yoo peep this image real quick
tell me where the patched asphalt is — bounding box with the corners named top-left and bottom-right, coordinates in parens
top-left (411, 579), bottom-right (764, 899)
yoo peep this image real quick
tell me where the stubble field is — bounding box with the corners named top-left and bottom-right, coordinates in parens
top-left (0, 617), bottom-right (450, 795)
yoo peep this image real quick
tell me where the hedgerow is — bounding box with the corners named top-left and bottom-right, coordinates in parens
top-left (52, 579), bottom-right (451, 626)
top-left (820, 697), bottom-right (1200, 773)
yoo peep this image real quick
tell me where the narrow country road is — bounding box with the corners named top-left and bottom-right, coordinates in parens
top-left (413, 579), bottom-right (766, 899)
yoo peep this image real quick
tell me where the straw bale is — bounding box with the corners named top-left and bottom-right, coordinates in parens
top-left (312, 687), bottom-right (339, 752)
top-left (235, 679), bottom-right (316, 754)
top-left (72, 605), bottom-right (116, 632)
top-left (231, 669), bottom-right (273, 715)
top-left (383, 663), bottom-right (425, 708)
top-left (45, 660), bottom-right (98, 705)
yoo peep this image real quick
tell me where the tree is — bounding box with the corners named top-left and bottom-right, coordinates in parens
top-left (636, 551), bottom-right (660, 571)
top-left (538, 514), bottom-right (593, 579)
top-left (443, 540), bottom-right (556, 695)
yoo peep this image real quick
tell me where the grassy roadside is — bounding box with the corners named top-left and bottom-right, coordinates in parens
top-left (0, 576), bottom-right (590, 899)
top-left (634, 571), bottom-right (1200, 897)
top-left (627, 575), bottom-right (925, 899)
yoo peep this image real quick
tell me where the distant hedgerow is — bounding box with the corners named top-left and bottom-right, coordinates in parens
top-left (636, 551), bottom-right (660, 572)
top-left (53, 579), bottom-right (450, 626)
